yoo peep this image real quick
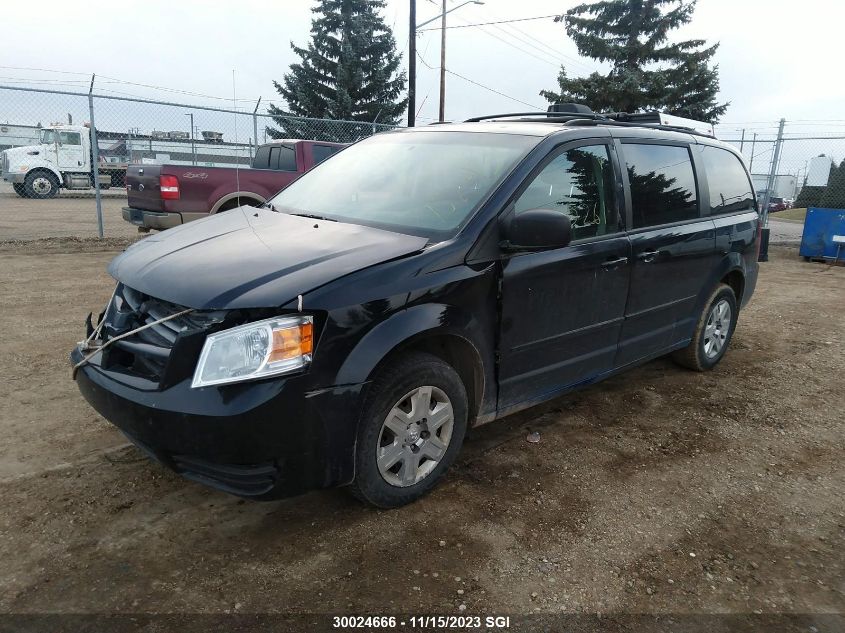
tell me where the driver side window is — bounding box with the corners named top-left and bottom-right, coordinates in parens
top-left (514, 144), bottom-right (618, 241)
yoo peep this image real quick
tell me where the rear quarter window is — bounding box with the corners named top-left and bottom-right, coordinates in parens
top-left (697, 145), bottom-right (755, 214)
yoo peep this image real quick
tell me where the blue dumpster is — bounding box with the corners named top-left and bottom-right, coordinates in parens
top-left (799, 207), bottom-right (845, 262)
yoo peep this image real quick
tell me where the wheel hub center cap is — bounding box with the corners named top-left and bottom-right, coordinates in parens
top-left (406, 426), bottom-right (421, 443)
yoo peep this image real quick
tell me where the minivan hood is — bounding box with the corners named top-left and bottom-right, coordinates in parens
top-left (108, 208), bottom-right (428, 309)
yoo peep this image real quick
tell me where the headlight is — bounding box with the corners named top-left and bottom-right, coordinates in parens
top-left (191, 315), bottom-right (313, 388)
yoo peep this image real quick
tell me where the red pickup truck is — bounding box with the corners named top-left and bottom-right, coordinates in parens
top-left (122, 139), bottom-right (345, 231)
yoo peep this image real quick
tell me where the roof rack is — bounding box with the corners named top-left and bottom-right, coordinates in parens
top-left (464, 111), bottom-right (608, 123)
top-left (463, 104), bottom-right (715, 138)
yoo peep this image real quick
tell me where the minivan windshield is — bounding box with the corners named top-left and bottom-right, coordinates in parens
top-left (268, 130), bottom-right (538, 240)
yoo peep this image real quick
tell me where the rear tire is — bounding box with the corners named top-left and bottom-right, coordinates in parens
top-left (23, 171), bottom-right (59, 199)
top-left (349, 352), bottom-right (468, 508)
top-left (12, 183), bottom-right (27, 197)
top-left (672, 284), bottom-right (738, 371)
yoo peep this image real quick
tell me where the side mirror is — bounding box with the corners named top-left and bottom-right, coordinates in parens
top-left (501, 208), bottom-right (572, 251)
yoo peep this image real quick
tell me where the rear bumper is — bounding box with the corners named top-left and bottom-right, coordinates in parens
top-left (122, 207), bottom-right (183, 230)
top-left (71, 345), bottom-right (364, 499)
top-left (122, 207), bottom-right (207, 231)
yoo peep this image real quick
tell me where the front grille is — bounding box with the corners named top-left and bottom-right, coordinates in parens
top-left (99, 283), bottom-right (225, 386)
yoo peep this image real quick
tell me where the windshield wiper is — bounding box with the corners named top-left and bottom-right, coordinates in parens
top-left (262, 202), bottom-right (280, 212)
top-left (288, 212), bottom-right (338, 222)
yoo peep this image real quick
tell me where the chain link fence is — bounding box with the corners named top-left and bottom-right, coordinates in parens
top-left (717, 122), bottom-right (845, 228)
top-left (0, 84), bottom-right (398, 240)
top-left (2, 82), bottom-right (845, 242)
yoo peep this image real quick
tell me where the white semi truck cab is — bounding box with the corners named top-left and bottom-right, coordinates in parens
top-left (1, 124), bottom-right (125, 198)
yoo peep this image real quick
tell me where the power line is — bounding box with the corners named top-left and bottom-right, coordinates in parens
top-left (417, 14), bottom-right (560, 31)
top-left (487, 20), bottom-right (595, 74)
top-left (436, 12), bottom-right (596, 75)
top-left (496, 18), bottom-right (594, 73)
top-left (0, 65), bottom-right (89, 76)
top-left (416, 52), bottom-right (541, 110)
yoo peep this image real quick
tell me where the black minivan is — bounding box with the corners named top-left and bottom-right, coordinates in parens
top-left (72, 108), bottom-right (759, 507)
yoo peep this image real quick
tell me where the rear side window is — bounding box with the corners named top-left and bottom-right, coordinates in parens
top-left (269, 145), bottom-right (297, 171)
top-left (624, 143), bottom-right (698, 228)
top-left (313, 144), bottom-right (339, 164)
top-left (253, 146), bottom-right (270, 169)
top-left (698, 145), bottom-right (754, 214)
top-left (513, 144), bottom-right (618, 241)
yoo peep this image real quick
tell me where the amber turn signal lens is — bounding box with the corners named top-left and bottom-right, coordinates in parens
top-left (268, 322), bottom-right (313, 363)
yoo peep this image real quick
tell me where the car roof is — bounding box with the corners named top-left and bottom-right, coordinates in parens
top-left (392, 118), bottom-right (740, 155)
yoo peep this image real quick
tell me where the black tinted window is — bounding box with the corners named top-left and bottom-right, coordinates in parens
top-left (698, 146), bottom-right (754, 214)
top-left (313, 144), bottom-right (339, 164)
top-left (274, 146), bottom-right (297, 171)
top-left (514, 144), bottom-right (618, 240)
top-left (624, 143), bottom-right (698, 228)
top-left (252, 146), bottom-right (270, 169)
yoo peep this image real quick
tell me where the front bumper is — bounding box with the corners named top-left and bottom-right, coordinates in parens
top-left (71, 345), bottom-right (364, 499)
top-left (3, 173), bottom-right (26, 184)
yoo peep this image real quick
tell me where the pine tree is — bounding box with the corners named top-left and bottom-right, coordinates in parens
top-left (819, 160), bottom-right (845, 209)
top-left (542, 0), bottom-right (728, 123)
top-left (268, 0), bottom-right (407, 142)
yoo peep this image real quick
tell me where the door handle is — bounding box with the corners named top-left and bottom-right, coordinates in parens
top-left (601, 256), bottom-right (628, 267)
top-left (637, 250), bottom-right (660, 263)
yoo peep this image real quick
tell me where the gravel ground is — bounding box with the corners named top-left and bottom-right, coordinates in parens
top-left (0, 181), bottom-right (136, 240)
top-left (0, 240), bottom-right (842, 624)
top-left (767, 219), bottom-right (804, 245)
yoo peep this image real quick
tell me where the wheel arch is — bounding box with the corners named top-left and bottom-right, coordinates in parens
top-left (333, 304), bottom-right (489, 427)
top-left (720, 268), bottom-right (745, 305)
top-left (210, 191), bottom-right (266, 214)
top-left (26, 165), bottom-right (62, 184)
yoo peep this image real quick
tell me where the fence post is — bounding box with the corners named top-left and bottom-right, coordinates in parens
top-left (761, 118), bottom-right (786, 228)
top-left (88, 74), bottom-right (104, 239)
top-left (253, 97), bottom-right (261, 153)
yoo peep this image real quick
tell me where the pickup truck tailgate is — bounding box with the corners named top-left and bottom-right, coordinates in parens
top-left (126, 165), bottom-right (164, 212)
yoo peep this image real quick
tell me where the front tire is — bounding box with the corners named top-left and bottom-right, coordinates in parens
top-left (349, 352), bottom-right (468, 508)
top-left (672, 284), bottom-right (738, 371)
top-left (24, 171), bottom-right (60, 199)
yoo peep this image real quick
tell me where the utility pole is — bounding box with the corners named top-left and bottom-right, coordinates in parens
top-left (408, 0), bottom-right (417, 127)
top-left (438, 0), bottom-right (446, 122)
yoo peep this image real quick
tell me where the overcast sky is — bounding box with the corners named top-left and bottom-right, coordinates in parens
top-left (1, 0), bottom-right (843, 162)
top-left (2, 0), bottom-right (841, 126)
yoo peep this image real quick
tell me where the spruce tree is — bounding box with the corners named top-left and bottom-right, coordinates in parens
top-left (819, 160), bottom-right (845, 209)
top-left (542, 0), bottom-right (728, 123)
top-left (268, 0), bottom-right (407, 143)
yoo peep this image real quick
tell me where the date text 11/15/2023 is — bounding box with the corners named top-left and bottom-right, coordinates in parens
top-left (331, 615), bottom-right (511, 629)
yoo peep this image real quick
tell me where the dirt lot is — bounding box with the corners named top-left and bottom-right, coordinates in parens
top-left (0, 241), bottom-right (842, 623)
top-left (0, 182), bottom-right (136, 240)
